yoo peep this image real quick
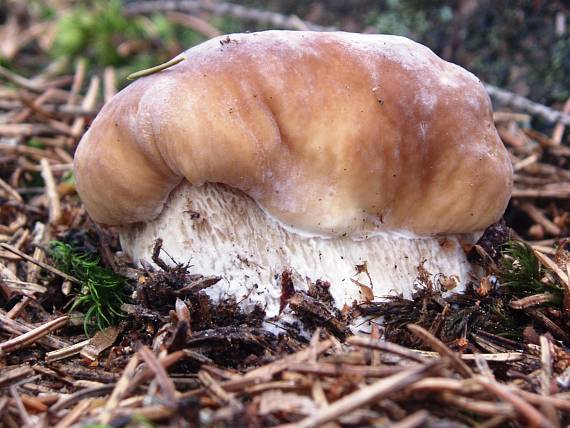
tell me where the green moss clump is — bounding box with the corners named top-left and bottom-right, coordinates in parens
top-left (49, 240), bottom-right (127, 335)
top-left (498, 241), bottom-right (564, 306)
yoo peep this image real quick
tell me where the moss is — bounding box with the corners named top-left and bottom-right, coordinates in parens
top-left (498, 241), bottom-right (564, 306)
top-left (49, 240), bottom-right (127, 335)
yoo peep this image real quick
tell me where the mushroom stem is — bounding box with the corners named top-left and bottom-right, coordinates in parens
top-left (120, 182), bottom-right (473, 317)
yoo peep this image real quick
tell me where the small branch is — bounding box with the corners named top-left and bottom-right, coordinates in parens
top-left (484, 84), bottom-right (570, 126)
top-left (0, 123), bottom-right (73, 137)
top-left (124, 0), bottom-right (335, 31)
top-left (103, 67), bottom-right (117, 104)
top-left (198, 370), bottom-right (242, 410)
top-left (533, 249), bottom-right (569, 289)
top-left (10, 385), bottom-right (32, 427)
top-left (45, 339), bottom-right (91, 363)
top-left (0, 310), bottom-right (71, 349)
top-left (40, 158), bottom-right (62, 225)
top-left (347, 336), bottom-right (428, 363)
top-left (53, 398), bottom-right (93, 428)
top-left (138, 346), bottom-right (178, 405)
top-left (476, 376), bottom-right (555, 428)
top-left (407, 324), bottom-right (473, 378)
top-left (129, 350), bottom-right (187, 391)
top-left (70, 76), bottom-right (100, 139)
top-left (99, 354), bottom-right (140, 425)
top-left (0, 315), bottom-right (69, 355)
top-left (518, 203), bottom-right (561, 236)
top-left (0, 243), bottom-right (80, 284)
top-left (0, 176), bottom-right (23, 202)
top-left (286, 361), bottom-right (403, 378)
top-left (286, 361), bottom-right (440, 428)
top-left (390, 410), bottom-right (429, 428)
top-left (0, 64), bottom-right (43, 91)
top-left (551, 97), bottom-right (570, 144)
top-left (509, 293), bottom-right (559, 310)
top-left (166, 11), bottom-right (222, 38)
top-left (539, 336), bottom-right (558, 424)
top-left (0, 366), bottom-right (34, 388)
top-left (512, 187), bottom-right (570, 199)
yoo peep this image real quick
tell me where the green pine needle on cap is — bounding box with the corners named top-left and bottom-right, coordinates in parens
top-left (127, 56), bottom-right (185, 80)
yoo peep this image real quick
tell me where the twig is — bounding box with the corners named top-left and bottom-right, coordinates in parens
top-left (0, 315), bottom-right (69, 355)
top-left (103, 67), bottom-right (117, 104)
top-left (286, 362), bottom-right (403, 378)
top-left (518, 203), bottom-right (561, 236)
top-left (0, 100), bottom-right (97, 116)
top-left (551, 96), bottom-right (570, 144)
top-left (198, 370), bottom-right (242, 410)
top-left (510, 293), bottom-right (558, 310)
top-left (124, 0), bottom-right (335, 31)
top-left (0, 366), bottom-right (34, 387)
top-left (50, 385), bottom-right (115, 412)
top-left (128, 351), bottom-right (182, 388)
top-left (0, 123), bottom-right (72, 137)
top-left (441, 392), bottom-right (514, 416)
top-left (10, 385), bottom-right (32, 426)
top-left (243, 339), bottom-right (333, 382)
top-left (517, 390), bottom-right (570, 412)
top-left (416, 351), bottom-right (524, 362)
top-left (99, 354), bottom-right (140, 425)
top-left (45, 339), bottom-right (91, 363)
top-left (0, 176), bottom-right (23, 202)
top-left (494, 112), bottom-right (531, 123)
top-left (0, 243), bottom-right (80, 284)
top-left (539, 336), bottom-right (558, 424)
top-left (7, 223), bottom-right (48, 319)
top-left (68, 59), bottom-right (86, 106)
top-left (40, 158), bottom-right (62, 224)
top-left (347, 336), bottom-right (428, 363)
top-left (533, 249), bottom-right (569, 288)
top-left (528, 309), bottom-right (570, 343)
top-left (70, 76), bottom-right (99, 138)
top-left (166, 11), bottom-right (222, 38)
top-left (407, 377), bottom-right (481, 394)
top-left (407, 324), bottom-right (473, 378)
top-left (53, 398), bottom-right (93, 428)
top-left (390, 410), bottom-right (429, 428)
top-left (138, 347), bottom-right (178, 405)
top-left (0, 65), bottom-right (43, 91)
top-left (485, 84), bottom-right (570, 126)
top-left (476, 376), bottom-right (555, 428)
top-left (0, 310), bottom-right (70, 349)
top-left (512, 187), bottom-right (570, 199)
top-left (284, 361), bottom-right (440, 428)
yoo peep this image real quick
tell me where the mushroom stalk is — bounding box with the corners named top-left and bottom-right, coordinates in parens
top-left (120, 182), bottom-right (472, 317)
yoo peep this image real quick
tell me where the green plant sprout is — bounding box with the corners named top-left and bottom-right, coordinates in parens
top-left (498, 240), bottom-right (564, 305)
top-left (49, 241), bottom-right (127, 335)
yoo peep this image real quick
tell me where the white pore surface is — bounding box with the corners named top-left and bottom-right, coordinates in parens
top-left (120, 183), bottom-right (472, 318)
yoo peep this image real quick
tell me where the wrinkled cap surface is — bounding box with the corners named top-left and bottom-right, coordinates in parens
top-left (73, 30), bottom-right (513, 237)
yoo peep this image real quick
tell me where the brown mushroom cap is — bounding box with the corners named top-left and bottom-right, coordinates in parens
top-left (73, 31), bottom-right (512, 238)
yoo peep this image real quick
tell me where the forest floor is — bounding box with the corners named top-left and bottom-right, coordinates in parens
top-left (0, 1), bottom-right (569, 427)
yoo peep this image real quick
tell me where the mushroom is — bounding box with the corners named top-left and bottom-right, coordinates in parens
top-left (73, 31), bottom-right (513, 317)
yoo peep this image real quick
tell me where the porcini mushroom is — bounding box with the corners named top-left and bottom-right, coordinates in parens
top-left (73, 31), bottom-right (513, 317)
